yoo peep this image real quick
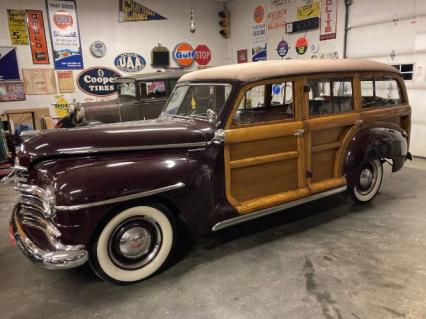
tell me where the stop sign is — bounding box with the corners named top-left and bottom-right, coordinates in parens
top-left (194, 45), bottom-right (211, 65)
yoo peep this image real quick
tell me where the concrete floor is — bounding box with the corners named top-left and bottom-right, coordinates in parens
top-left (1, 160), bottom-right (426, 319)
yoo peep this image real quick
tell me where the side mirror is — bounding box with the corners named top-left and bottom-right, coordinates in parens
top-left (206, 108), bottom-right (218, 125)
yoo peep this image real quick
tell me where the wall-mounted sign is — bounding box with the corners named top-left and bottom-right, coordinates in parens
top-left (173, 42), bottom-right (195, 68)
top-left (22, 68), bottom-right (57, 95)
top-left (0, 47), bottom-right (20, 80)
top-left (320, 0), bottom-right (338, 41)
top-left (194, 45), bottom-right (211, 66)
top-left (151, 45), bottom-right (170, 67)
top-left (297, 2), bottom-right (320, 20)
top-left (295, 37), bottom-right (308, 55)
top-left (7, 10), bottom-right (29, 45)
top-left (77, 67), bottom-right (121, 96)
top-left (237, 49), bottom-right (248, 64)
top-left (267, 0), bottom-right (286, 30)
top-left (46, 0), bottom-right (84, 70)
top-left (114, 53), bottom-right (146, 72)
top-left (310, 42), bottom-right (319, 53)
top-left (26, 10), bottom-right (50, 64)
top-left (276, 39), bottom-right (289, 58)
top-left (0, 81), bottom-right (26, 102)
top-left (253, 6), bottom-right (265, 24)
top-left (286, 17), bottom-right (319, 33)
top-left (52, 95), bottom-right (70, 117)
top-left (118, 0), bottom-right (167, 22)
top-left (90, 41), bottom-right (106, 58)
top-left (57, 70), bottom-right (75, 93)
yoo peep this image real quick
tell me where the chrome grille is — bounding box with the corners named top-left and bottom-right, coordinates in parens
top-left (16, 184), bottom-right (46, 216)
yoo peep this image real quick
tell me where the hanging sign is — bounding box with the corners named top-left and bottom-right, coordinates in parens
top-left (46, 0), bottom-right (84, 70)
top-left (267, 0), bottom-right (286, 30)
top-left (57, 70), bottom-right (75, 93)
top-left (118, 0), bottom-right (167, 22)
top-left (295, 37), bottom-right (308, 55)
top-left (173, 42), bottom-right (195, 68)
top-left (237, 49), bottom-right (248, 64)
top-left (0, 47), bottom-right (20, 80)
top-left (114, 53), bottom-right (146, 72)
top-left (276, 39), bottom-right (289, 58)
top-left (26, 10), bottom-right (50, 64)
top-left (297, 2), bottom-right (320, 20)
top-left (77, 67), bottom-right (121, 96)
top-left (194, 45), bottom-right (211, 65)
top-left (320, 0), bottom-right (338, 41)
top-left (7, 10), bottom-right (29, 45)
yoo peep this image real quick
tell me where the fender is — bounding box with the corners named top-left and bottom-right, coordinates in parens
top-left (343, 124), bottom-right (408, 189)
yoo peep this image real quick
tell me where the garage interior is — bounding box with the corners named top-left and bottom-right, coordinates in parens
top-left (1, 0), bottom-right (426, 318)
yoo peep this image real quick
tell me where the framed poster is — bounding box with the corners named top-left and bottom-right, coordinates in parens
top-left (46, 0), bottom-right (84, 69)
top-left (0, 47), bottom-right (20, 80)
top-left (237, 49), bottom-right (248, 63)
top-left (26, 10), bottom-right (50, 64)
top-left (57, 70), bottom-right (75, 93)
top-left (22, 68), bottom-right (57, 95)
top-left (0, 81), bottom-right (26, 102)
top-left (7, 9), bottom-right (29, 45)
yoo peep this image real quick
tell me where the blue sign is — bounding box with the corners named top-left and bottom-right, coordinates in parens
top-left (0, 47), bottom-right (20, 80)
top-left (272, 84), bottom-right (281, 95)
top-left (252, 46), bottom-right (267, 62)
top-left (114, 53), bottom-right (146, 73)
top-left (77, 67), bottom-right (121, 96)
top-left (277, 40), bottom-right (289, 58)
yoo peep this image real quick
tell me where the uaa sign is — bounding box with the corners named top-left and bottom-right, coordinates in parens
top-left (114, 53), bottom-right (146, 72)
top-left (77, 67), bottom-right (121, 96)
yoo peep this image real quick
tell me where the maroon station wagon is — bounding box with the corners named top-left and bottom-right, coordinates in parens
top-left (6, 60), bottom-right (411, 284)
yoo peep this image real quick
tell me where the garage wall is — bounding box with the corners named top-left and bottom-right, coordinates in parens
top-left (346, 0), bottom-right (426, 157)
top-left (227, 0), bottom-right (346, 63)
top-left (0, 0), bottom-right (229, 115)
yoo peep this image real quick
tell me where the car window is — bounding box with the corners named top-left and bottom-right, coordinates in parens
top-left (309, 79), bottom-right (353, 116)
top-left (140, 81), bottom-right (166, 99)
top-left (361, 77), bottom-right (402, 108)
top-left (234, 82), bottom-right (294, 125)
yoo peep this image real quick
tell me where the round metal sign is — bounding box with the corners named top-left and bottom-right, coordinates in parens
top-left (90, 41), bottom-right (106, 58)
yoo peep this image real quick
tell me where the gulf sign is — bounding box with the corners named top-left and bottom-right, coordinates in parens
top-left (173, 42), bottom-right (195, 67)
top-left (53, 10), bottom-right (73, 29)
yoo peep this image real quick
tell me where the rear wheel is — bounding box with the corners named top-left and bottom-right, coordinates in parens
top-left (349, 159), bottom-right (383, 205)
top-left (89, 204), bottom-right (176, 284)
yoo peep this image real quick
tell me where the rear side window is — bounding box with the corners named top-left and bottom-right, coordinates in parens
top-left (309, 79), bottom-right (353, 116)
top-left (361, 77), bottom-right (402, 108)
top-left (233, 81), bottom-right (294, 125)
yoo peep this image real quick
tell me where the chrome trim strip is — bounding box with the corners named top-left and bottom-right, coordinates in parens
top-left (56, 142), bottom-right (209, 155)
top-left (55, 182), bottom-right (185, 211)
top-left (212, 186), bottom-right (348, 232)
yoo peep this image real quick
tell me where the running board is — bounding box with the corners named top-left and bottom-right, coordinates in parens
top-left (212, 186), bottom-right (347, 232)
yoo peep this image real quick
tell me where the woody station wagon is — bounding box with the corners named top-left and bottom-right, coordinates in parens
top-left (7, 59), bottom-right (411, 284)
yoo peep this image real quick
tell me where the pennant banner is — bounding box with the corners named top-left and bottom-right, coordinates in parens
top-left (26, 10), bottom-right (50, 64)
top-left (119, 0), bottom-right (167, 22)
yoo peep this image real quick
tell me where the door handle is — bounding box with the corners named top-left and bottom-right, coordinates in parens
top-left (294, 129), bottom-right (305, 136)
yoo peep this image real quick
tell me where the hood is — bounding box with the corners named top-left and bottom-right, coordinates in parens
top-left (18, 118), bottom-right (214, 167)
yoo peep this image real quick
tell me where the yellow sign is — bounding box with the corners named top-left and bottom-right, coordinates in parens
top-left (297, 2), bottom-right (320, 20)
top-left (7, 9), bottom-right (29, 45)
top-left (53, 95), bottom-right (70, 118)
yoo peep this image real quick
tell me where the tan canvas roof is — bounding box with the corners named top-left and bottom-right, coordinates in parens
top-left (179, 59), bottom-right (400, 83)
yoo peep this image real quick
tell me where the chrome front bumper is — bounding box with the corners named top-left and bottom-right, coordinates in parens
top-left (10, 205), bottom-right (88, 269)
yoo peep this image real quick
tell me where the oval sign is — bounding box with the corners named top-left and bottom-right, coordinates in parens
top-left (253, 6), bottom-right (265, 24)
top-left (295, 37), bottom-right (308, 55)
top-left (173, 42), bottom-right (195, 68)
top-left (114, 53), bottom-right (146, 73)
top-left (77, 67), bottom-right (121, 96)
top-left (277, 40), bottom-right (289, 58)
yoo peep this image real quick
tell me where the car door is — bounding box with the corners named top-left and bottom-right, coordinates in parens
top-left (223, 77), bottom-right (309, 215)
top-left (303, 74), bottom-right (361, 193)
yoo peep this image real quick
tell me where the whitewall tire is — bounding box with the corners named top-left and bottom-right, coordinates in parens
top-left (349, 159), bottom-right (383, 205)
top-left (90, 205), bottom-right (176, 284)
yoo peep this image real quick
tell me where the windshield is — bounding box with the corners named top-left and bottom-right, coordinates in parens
top-left (164, 84), bottom-right (232, 117)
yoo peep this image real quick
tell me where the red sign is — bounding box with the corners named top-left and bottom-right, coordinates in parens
top-left (237, 49), bottom-right (248, 63)
top-left (320, 0), bottom-right (338, 41)
top-left (295, 37), bottom-right (308, 55)
top-left (194, 45), bottom-right (211, 65)
top-left (26, 10), bottom-right (50, 64)
top-left (53, 10), bottom-right (74, 29)
top-left (253, 6), bottom-right (265, 24)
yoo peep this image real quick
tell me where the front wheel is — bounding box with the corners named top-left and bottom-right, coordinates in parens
top-left (348, 159), bottom-right (383, 205)
top-left (89, 204), bottom-right (176, 284)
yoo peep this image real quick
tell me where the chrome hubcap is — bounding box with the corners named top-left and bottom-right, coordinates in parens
top-left (359, 168), bottom-right (373, 188)
top-left (119, 227), bottom-right (152, 259)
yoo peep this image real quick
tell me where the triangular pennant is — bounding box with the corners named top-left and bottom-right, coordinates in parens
top-left (119, 0), bottom-right (167, 22)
